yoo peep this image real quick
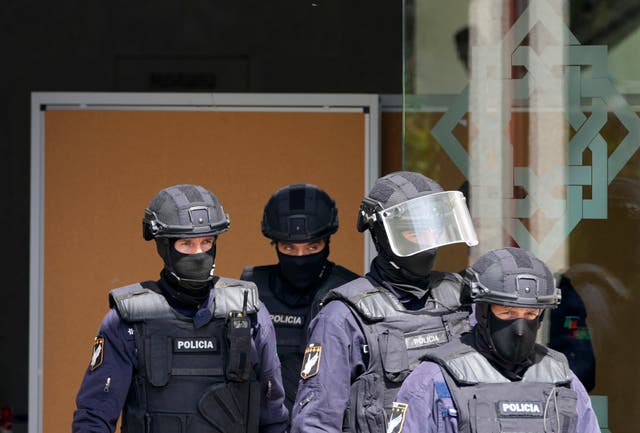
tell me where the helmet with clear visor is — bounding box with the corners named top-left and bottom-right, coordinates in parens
top-left (377, 191), bottom-right (478, 257)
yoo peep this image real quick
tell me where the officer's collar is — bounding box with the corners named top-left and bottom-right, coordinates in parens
top-left (157, 277), bottom-right (215, 327)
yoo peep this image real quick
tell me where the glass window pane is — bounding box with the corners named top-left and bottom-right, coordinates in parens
top-left (404, 1), bottom-right (640, 431)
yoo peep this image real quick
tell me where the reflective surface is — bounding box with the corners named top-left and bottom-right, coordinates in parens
top-left (404, 1), bottom-right (640, 431)
top-left (379, 192), bottom-right (478, 256)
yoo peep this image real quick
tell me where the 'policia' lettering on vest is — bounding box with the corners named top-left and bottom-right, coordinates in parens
top-left (270, 314), bottom-right (304, 326)
top-left (498, 401), bottom-right (543, 416)
top-left (174, 338), bottom-right (218, 352)
top-left (425, 338), bottom-right (578, 433)
top-left (322, 273), bottom-right (472, 433)
top-left (404, 330), bottom-right (448, 349)
top-left (240, 263), bottom-right (359, 412)
top-left (108, 279), bottom-right (261, 433)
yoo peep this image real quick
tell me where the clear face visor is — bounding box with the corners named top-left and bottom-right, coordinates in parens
top-left (379, 191), bottom-right (478, 257)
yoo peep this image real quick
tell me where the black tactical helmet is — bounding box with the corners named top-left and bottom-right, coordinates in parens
top-left (463, 247), bottom-right (561, 309)
top-left (357, 171), bottom-right (444, 233)
top-left (142, 184), bottom-right (230, 241)
top-left (261, 183), bottom-right (338, 242)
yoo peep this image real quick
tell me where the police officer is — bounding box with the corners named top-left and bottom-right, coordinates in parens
top-left (290, 171), bottom-right (478, 433)
top-left (240, 183), bottom-right (359, 411)
top-left (390, 247), bottom-right (599, 433)
top-left (72, 184), bottom-right (288, 433)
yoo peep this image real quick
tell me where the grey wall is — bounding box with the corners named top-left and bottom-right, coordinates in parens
top-left (0, 0), bottom-right (401, 419)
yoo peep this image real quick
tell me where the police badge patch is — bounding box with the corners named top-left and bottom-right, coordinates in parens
top-left (89, 337), bottom-right (104, 371)
top-left (300, 343), bottom-right (321, 379)
top-left (386, 402), bottom-right (408, 433)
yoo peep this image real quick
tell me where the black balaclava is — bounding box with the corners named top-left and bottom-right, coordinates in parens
top-left (474, 303), bottom-right (539, 380)
top-left (368, 211), bottom-right (438, 300)
top-left (277, 244), bottom-right (330, 291)
top-left (156, 238), bottom-right (217, 307)
top-left (371, 253), bottom-right (434, 298)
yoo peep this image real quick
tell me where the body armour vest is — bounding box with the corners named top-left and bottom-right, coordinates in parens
top-left (241, 263), bottom-right (358, 410)
top-left (323, 273), bottom-right (472, 433)
top-left (425, 338), bottom-right (578, 433)
top-left (108, 278), bottom-right (261, 433)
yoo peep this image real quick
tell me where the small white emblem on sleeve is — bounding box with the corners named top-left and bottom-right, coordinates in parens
top-left (90, 337), bottom-right (105, 371)
top-left (387, 401), bottom-right (408, 433)
top-left (300, 343), bottom-right (322, 379)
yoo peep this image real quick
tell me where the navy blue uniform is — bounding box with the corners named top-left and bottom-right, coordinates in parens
top-left (72, 283), bottom-right (288, 433)
top-left (290, 266), bottom-right (470, 433)
top-left (392, 359), bottom-right (599, 433)
top-left (290, 294), bottom-right (366, 433)
top-left (241, 262), bottom-right (359, 412)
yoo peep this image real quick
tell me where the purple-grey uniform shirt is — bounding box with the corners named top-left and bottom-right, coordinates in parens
top-left (290, 297), bottom-right (367, 433)
top-left (393, 360), bottom-right (600, 433)
top-left (290, 268), bottom-right (468, 433)
top-left (72, 286), bottom-right (289, 433)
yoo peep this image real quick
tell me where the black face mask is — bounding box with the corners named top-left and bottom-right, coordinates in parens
top-left (372, 224), bottom-right (437, 282)
top-left (170, 248), bottom-right (216, 282)
top-left (156, 239), bottom-right (216, 306)
top-left (488, 312), bottom-right (540, 365)
top-left (389, 248), bottom-right (437, 278)
top-left (277, 246), bottom-right (330, 290)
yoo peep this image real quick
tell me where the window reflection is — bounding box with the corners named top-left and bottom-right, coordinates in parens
top-left (404, 1), bottom-right (640, 431)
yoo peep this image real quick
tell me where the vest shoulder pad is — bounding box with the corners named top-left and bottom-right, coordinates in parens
top-left (523, 345), bottom-right (572, 385)
top-left (239, 266), bottom-right (254, 281)
top-left (323, 277), bottom-right (398, 322)
top-left (426, 339), bottom-right (573, 386)
top-left (213, 277), bottom-right (261, 318)
top-left (430, 271), bottom-right (464, 310)
top-left (424, 338), bottom-right (510, 385)
top-left (240, 265), bottom-right (278, 282)
top-left (330, 265), bottom-right (360, 283)
top-left (312, 264), bottom-right (360, 305)
top-left (108, 281), bottom-right (175, 322)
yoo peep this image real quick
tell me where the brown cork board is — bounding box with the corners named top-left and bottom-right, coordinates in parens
top-left (42, 108), bottom-right (369, 432)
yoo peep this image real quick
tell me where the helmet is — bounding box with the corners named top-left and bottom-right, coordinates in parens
top-left (358, 171), bottom-right (477, 256)
top-left (261, 183), bottom-right (338, 242)
top-left (463, 247), bottom-right (561, 308)
top-left (142, 184), bottom-right (230, 241)
top-left (467, 247), bottom-right (560, 367)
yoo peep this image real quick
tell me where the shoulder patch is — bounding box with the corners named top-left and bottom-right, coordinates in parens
top-left (89, 337), bottom-right (104, 371)
top-left (300, 343), bottom-right (322, 379)
top-left (387, 402), bottom-right (408, 433)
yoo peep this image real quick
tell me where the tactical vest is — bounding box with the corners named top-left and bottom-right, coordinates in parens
top-left (241, 263), bottom-right (358, 410)
top-left (323, 273), bottom-right (472, 433)
top-left (109, 278), bottom-right (261, 433)
top-left (426, 339), bottom-right (578, 433)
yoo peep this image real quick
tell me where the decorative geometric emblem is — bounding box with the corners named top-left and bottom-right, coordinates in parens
top-left (430, 0), bottom-right (640, 260)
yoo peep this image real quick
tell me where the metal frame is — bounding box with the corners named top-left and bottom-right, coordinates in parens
top-left (29, 92), bottom-right (380, 433)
